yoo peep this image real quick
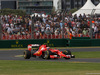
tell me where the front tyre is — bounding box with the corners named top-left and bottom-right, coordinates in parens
top-left (42, 50), bottom-right (51, 59)
top-left (63, 50), bottom-right (71, 55)
top-left (23, 50), bottom-right (31, 59)
top-left (63, 50), bottom-right (71, 59)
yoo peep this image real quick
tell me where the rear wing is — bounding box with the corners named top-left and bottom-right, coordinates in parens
top-left (28, 44), bottom-right (40, 51)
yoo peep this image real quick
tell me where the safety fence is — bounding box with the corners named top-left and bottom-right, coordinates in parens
top-left (1, 9), bottom-right (100, 41)
top-left (1, 33), bottom-right (90, 40)
top-left (95, 33), bottom-right (100, 39)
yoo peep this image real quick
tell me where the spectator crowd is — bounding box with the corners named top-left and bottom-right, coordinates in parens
top-left (1, 12), bottom-right (100, 40)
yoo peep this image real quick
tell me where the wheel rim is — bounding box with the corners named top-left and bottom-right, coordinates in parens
top-left (44, 54), bottom-right (48, 58)
top-left (44, 51), bottom-right (49, 59)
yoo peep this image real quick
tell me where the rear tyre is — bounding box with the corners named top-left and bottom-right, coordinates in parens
top-left (23, 50), bottom-right (31, 59)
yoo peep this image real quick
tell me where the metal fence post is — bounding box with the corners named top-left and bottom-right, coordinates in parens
top-left (0, 16), bottom-right (2, 40)
top-left (30, 9), bottom-right (34, 39)
top-left (62, 10), bottom-right (65, 39)
top-left (90, 9), bottom-right (96, 39)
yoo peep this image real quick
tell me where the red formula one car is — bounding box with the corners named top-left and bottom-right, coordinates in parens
top-left (23, 44), bottom-right (75, 59)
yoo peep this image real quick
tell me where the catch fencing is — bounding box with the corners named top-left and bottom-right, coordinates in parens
top-left (0, 9), bottom-right (100, 40)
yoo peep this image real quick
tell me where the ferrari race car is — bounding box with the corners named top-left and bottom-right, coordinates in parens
top-left (23, 44), bottom-right (75, 59)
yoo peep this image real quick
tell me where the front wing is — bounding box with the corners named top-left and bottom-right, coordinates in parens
top-left (49, 55), bottom-right (71, 59)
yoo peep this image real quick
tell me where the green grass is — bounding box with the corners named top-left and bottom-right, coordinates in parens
top-left (0, 48), bottom-right (100, 75)
top-left (0, 60), bottom-right (100, 75)
top-left (72, 51), bottom-right (100, 58)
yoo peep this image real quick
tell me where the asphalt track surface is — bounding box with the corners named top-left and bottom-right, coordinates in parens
top-left (0, 48), bottom-right (100, 62)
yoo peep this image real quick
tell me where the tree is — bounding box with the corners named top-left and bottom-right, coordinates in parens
top-left (0, 8), bottom-right (26, 16)
top-left (69, 8), bottom-right (77, 13)
top-left (51, 6), bottom-right (56, 15)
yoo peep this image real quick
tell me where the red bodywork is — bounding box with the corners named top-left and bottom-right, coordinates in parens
top-left (28, 44), bottom-right (71, 59)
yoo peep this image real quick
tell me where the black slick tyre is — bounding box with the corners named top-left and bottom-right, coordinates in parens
top-left (23, 50), bottom-right (31, 59)
top-left (43, 50), bottom-right (51, 59)
top-left (63, 50), bottom-right (71, 59)
top-left (63, 50), bottom-right (71, 55)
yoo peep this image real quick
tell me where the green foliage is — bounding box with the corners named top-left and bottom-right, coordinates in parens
top-left (51, 6), bottom-right (56, 14)
top-left (0, 8), bottom-right (26, 16)
top-left (69, 8), bottom-right (77, 13)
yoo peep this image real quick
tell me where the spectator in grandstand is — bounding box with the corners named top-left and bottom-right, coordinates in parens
top-left (40, 24), bottom-right (45, 35)
top-left (45, 27), bottom-right (51, 35)
top-left (2, 12), bottom-right (100, 40)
